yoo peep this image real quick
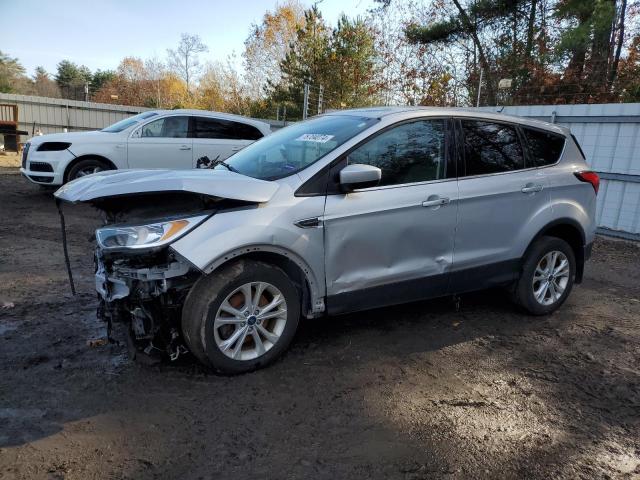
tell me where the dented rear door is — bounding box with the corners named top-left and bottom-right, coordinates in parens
top-left (323, 118), bottom-right (458, 314)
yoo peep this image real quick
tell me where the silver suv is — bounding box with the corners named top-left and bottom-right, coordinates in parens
top-left (55, 107), bottom-right (598, 374)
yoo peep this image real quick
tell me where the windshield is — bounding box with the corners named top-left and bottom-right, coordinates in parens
top-left (101, 111), bottom-right (159, 133)
top-left (222, 115), bottom-right (378, 180)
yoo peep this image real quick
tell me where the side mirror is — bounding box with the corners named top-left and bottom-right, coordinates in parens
top-left (339, 163), bottom-right (382, 192)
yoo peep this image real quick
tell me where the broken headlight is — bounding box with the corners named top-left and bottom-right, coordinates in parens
top-left (96, 214), bottom-right (208, 250)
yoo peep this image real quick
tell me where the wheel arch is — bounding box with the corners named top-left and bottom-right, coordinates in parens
top-left (63, 154), bottom-right (116, 182)
top-left (202, 246), bottom-right (324, 318)
top-left (523, 218), bottom-right (587, 283)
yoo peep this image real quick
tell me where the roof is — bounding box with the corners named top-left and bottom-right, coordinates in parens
top-left (325, 106), bottom-right (569, 135)
top-left (145, 109), bottom-right (271, 129)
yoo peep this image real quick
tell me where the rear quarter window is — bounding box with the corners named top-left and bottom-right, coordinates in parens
top-left (193, 117), bottom-right (263, 141)
top-left (523, 128), bottom-right (566, 167)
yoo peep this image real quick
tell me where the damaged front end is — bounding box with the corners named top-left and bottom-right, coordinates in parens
top-left (88, 192), bottom-right (216, 362)
top-left (54, 168), bottom-right (279, 363)
top-left (96, 244), bottom-right (201, 362)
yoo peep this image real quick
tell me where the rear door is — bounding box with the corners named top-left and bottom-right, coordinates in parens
top-left (192, 116), bottom-right (264, 168)
top-left (451, 119), bottom-right (550, 291)
top-left (127, 115), bottom-right (192, 169)
top-left (323, 118), bottom-right (459, 314)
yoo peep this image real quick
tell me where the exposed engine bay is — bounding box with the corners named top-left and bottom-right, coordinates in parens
top-left (96, 245), bottom-right (200, 362)
top-left (82, 191), bottom-right (251, 362)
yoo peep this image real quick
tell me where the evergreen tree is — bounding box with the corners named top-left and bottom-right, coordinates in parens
top-left (0, 51), bottom-right (26, 93)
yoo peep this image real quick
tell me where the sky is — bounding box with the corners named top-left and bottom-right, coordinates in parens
top-left (1, 0), bottom-right (375, 77)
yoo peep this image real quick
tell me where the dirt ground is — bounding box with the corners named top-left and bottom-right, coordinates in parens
top-left (0, 152), bottom-right (20, 169)
top-left (0, 170), bottom-right (638, 480)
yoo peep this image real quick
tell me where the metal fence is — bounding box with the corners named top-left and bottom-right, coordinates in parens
top-left (0, 93), bottom-right (153, 139)
top-left (478, 103), bottom-right (640, 241)
top-left (0, 93), bottom-right (288, 141)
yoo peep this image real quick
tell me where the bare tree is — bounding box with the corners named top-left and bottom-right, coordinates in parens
top-left (243, 1), bottom-right (305, 98)
top-left (145, 56), bottom-right (166, 107)
top-left (167, 33), bottom-right (208, 92)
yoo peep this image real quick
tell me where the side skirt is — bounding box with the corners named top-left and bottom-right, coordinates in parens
top-left (326, 259), bottom-right (521, 316)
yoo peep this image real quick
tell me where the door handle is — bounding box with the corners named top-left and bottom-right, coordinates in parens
top-left (422, 197), bottom-right (450, 207)
top-left (179, 145), bottom-right (192, 151)
top-left (521, 184), bottom-right (543, 193)
top-left (231, 146), bottom-right (243, 152)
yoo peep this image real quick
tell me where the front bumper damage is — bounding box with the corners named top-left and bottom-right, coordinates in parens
top-left (96, 247), bottom-right (201, 362)
top-left (53, 171), bottom-right (273, 363)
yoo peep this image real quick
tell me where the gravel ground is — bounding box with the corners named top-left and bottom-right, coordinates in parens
top-left (0, 171), bottom-right (639, 480)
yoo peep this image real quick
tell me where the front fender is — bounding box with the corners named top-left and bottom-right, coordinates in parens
top-left (170, 201), bottom-right (326, 310)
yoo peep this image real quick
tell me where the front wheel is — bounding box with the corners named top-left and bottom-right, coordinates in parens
top-left (513, 236), bottom-right (576, 315)
top-left (181, 260), bottom-right (300, 374)
top-left (66, 158), bottom-right (110, 182)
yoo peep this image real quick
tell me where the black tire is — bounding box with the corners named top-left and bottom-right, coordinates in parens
top-left (181, 260), bottom-right (300, 374)
top-left (65, 158), bottom-right (111, 182)
top-left (513, 236), bottom-right (576, 315)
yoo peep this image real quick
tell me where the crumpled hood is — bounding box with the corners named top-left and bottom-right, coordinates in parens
top-left (54, 169), bottom-right (280, 203)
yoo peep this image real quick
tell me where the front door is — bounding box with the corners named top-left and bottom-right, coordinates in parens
top-left (323, 118), bottom-right (459, 314)
top-left (127, 115), bottom-right (192, 169)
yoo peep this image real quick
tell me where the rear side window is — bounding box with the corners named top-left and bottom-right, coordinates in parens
top-left (523, 128), bottom-right (566, 166)
top-left (194, 117), bottom-right (263, 140)
top-left (461, 120), bottom-right (524, 175)
top-left (348, 119), bottom-right (447, 187)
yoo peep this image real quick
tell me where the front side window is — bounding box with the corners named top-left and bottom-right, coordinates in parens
top-left (523, 127), bottom-right (565, 167)
top-left (348, 120), bottom-right (446, 187)
top-left (224, 115), bottom-right (378, 180)
top-left (462, 120), bottom-right (524, 175)
top-left (141, 116), bottom-right (189, 138)
top-left (194, 117), bottom-right (263, 141)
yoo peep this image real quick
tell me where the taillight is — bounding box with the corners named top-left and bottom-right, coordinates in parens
top-left (574, 171), bottom-right (600, 195)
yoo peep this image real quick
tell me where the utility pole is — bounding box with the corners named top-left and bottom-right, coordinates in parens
top-left (318, 85), bottom-right (324, 115)
top-left (476, 68), bottom-right (483, 107)
top-left (303, 83), bottom-right (310, 120)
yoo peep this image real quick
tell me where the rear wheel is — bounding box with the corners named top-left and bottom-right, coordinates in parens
top-left (66, 158), bottom-right (110, 182)
top-left (181, 260), bottom-right (300, 374)
top-left (513, 236), bottom-right (576, 315)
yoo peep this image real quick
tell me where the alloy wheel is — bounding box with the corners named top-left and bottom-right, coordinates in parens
top-left (213, 282), bottom-right (288, 361)
top-left (532, 250), bottom-right (570, 306)
top-left (75, 165), bottom-right (103, 178)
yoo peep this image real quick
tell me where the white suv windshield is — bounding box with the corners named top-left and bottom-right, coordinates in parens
top-left (223, 115), bottom-right (378, 180)
top-left (101, 112), bottom-right (159, 133)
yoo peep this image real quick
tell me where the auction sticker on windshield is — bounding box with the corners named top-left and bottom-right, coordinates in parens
top-left (296, 134), bottom-right (334, 143)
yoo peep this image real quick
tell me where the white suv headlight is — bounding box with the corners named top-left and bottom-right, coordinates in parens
top-left (96, 214), bottom-right (209, 250)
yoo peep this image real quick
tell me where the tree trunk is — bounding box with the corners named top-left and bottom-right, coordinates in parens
top-left (588, 0), bottom-right (616, 91)
top-left (563, 6), bottom-right (592, 84)
top-left (451, 0), bottom-right (497, 105)
top-left (608, 0), bottom-right (627, 87)
top-left (525, 0), bottom-right (538, 63)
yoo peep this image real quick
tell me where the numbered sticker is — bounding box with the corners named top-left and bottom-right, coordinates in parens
top-left (295, 134), bottom-right (334, 143)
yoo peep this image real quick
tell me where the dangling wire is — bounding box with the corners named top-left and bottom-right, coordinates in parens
top-left (56, 199), bottom-right (76, 296)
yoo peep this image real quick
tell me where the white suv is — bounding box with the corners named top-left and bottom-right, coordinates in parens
top-left (20, 110), bottom-right (271, 186)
